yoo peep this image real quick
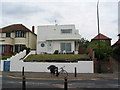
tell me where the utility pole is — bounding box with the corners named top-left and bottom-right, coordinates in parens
top-left (97, 0), bottom-right (101, 73)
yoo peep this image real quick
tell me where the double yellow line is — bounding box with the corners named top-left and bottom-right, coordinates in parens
top-left (7, 75), bottom-right (99, 80)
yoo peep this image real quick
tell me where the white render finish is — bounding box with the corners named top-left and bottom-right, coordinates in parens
top-left (37, 24), bottom-right (81, 54)
top-left (1, 50), bottom-right (94, 73)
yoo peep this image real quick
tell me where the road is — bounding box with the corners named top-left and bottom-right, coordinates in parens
top-left (1, 75), bottom-right (119, 90)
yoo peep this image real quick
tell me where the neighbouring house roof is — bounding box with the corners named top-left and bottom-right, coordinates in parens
top-left (112, 34), bottom-right (120, 47)
top-left (92, 33), bottom-right (112, 40)
top-left (115, 40), bottom-right (120, 44)
top-left (112, 40), bottom-right (120, 47)
top-left (0, 24), bottom-right (37, 36)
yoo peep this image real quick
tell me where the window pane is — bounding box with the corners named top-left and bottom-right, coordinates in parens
top-left (15, 44), bottom-right (26, 52)
top-left (0, 45), bottom-right (1, 54)
top-left (60, 43), bottom-right (71, 52)
top-left (66, 43), bottom-right (71, 52)
top-left (15, 45), bottom-right (17, 52)
top-left (22, 32), bottom-right (24, 37)
top-left (61, 29), bottom-right (72, 33)
top-left (60, 43), bottom-right (65, 51)
top-left (6, 32), bottom-right (10, 37)
top-left (15, 31), bottom-right (25, 37)
top-left (18, 31), bottom-right (20, 37)
top-left (15, 31), bottom-right (18, 37)
top-left (2, 45), bottom-right (6, 54)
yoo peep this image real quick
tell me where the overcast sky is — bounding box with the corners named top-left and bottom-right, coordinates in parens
top-left (0, 0), bottom-right (119, 45)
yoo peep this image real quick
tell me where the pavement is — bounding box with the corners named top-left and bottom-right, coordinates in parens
top-left (2, 72), bottom-right (119, 80)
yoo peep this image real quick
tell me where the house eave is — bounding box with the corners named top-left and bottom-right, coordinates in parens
top-left (46, 38), bottom-right (81, 41)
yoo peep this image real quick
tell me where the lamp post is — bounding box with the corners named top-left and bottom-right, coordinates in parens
top-left (97, 0), bottom-right (101, 73)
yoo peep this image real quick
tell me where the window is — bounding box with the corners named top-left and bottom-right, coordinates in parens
top-left (61, 43), bottom-right (65, 51)
top-left (60, 43), bottom-right (71, 52)
top-left (0, 45), bottom-right (1, 51)
top-left (61, 29), bottom-right (72, 34)
top-left (41, 43), bottom-right (45, 47)
top-left (100, 40), bottom-right (105, 42)
top-left (15, 44), bottom-right (26, 53)
top-left (15, 31), bottom-right (26, 37)
top-left (10, 45), bottom-right (13, 52)
top-left (0, 45), bottom-right (6, 55)
top-left (6, 32), bottom-right (11, 37)
top-left (2, 45), bottom-right (6, 54)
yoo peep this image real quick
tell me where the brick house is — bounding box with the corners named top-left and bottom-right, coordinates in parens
top-left (0, 24), bottom-right (37, 55)
top-left (91, 33), bottom-right (112, 46)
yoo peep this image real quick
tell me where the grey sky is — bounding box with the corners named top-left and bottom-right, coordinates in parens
top-left (0, 0), bottom-right (119, 45)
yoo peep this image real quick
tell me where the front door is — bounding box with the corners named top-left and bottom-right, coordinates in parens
top-left (4, 61), bottom-right (10, 71)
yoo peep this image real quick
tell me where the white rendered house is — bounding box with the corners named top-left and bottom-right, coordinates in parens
top-left (37, 24), bottom-right (81, 54)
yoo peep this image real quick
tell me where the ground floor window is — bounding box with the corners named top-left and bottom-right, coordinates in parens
top-left (0, 45), bottom-right (13, 55)
top-left (0, 45), bottom-right (6, 55)
top-left (15, 44), bottom-right (26, 53)
top-left (60, 43), bottom-right (71, 53)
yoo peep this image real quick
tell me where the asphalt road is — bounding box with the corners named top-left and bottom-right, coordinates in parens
top-left (1, 75), bottom-right (119, 90)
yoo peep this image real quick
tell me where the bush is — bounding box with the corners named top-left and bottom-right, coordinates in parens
top-left (21, 46), bottom-right (30, 55)
top-left (89, 41), bottom-right (112, 61)
top-left (54, 50), bottom-right (59, 54)
top-left (21, 46), bottom-right (26, 51)
top-left (112, 45), bottom-right (120, 62)
top-left (2, 55), bottom-right (12, 60)
top-left (26, 48), bottom-right (30, 55)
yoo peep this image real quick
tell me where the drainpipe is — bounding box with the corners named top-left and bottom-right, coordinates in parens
top-left (28, 32), bottom-right (29, 48)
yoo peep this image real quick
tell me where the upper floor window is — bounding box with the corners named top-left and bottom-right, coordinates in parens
top-left (61, 29), bottom-right (72, 34)
top-left (6, 32), bottom-right (11, 37)
top-left (15, 31), bottom-right (26, 37)
top-left (100, 40), bottom-right (105, 42)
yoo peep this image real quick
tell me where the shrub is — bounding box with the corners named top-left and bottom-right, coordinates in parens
top-left (2, 55), bottom-right (12, 60)
top-left (89, 41), bottom-right (112, 61)
top-left (112, 45), bottom-right (120, 62)
top-left (26, 48), bottom-right (30, 55)
top-left (21, 46), bottom-right (30, 55)
top-left (54, 50), bottom-right (59, 54)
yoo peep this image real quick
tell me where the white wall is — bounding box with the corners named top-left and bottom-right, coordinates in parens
top-left (37, 25), bottom-right (81, 54)
top-left (9, 60), bottom-right (94, 73)
top-left (1, 50), bottom-right (26, 71)
top-left (37, 25), bottom-right (77, 40)
top-left (1, 50), bottom-right (94, 73)
top-left (22, 61), bottom-right (94, 73)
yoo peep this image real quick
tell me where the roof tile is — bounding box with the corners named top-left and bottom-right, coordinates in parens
top-left (0, 24), bottom-right (36, 36)
top-left (92, 33), bottom-right (111, 40)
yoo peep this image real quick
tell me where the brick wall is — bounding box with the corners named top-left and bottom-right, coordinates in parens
top-left (87, 47), bottom-right (95, 59)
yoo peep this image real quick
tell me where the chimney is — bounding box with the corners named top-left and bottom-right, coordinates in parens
top-left (32, 26), bottom-right (35, 33)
